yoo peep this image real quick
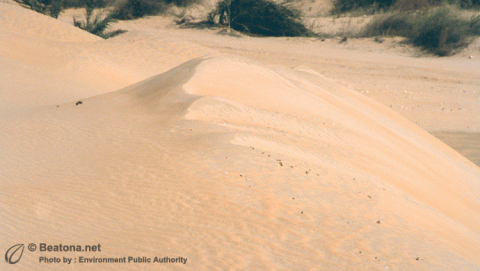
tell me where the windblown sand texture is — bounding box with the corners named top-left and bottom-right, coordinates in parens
top-left (1, 2), bottom-right (480, 270)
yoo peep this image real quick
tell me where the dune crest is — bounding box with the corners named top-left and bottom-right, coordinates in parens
top-left (102, 55), bottom-right (480, 267)
top-left (180, 56), bottom-right (480, 267)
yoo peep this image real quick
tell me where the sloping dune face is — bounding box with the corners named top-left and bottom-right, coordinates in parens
top-left (0, 3), bottom-right (212, 112)
top-left (1, 3), bottom-right (480, 271)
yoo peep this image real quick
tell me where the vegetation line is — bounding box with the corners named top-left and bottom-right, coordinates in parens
top-left (12, 0), bottom-right (480, 55)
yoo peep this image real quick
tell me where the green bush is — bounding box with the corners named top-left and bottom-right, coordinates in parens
top-left (74, 0), bottom-right (126, 38)
top-left (208, 0), bottom-right (313, 37)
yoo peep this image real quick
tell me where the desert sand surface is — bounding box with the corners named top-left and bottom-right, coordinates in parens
top-left (1, 2), bottom-right (480, 270)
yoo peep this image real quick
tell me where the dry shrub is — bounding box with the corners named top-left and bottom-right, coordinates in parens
top-left (362, 6), bottom-right (478, 56)
top-left (394, 0), bottom-right (431, 11)
top-left (361, 12), bottom-right (414, 36)
top-left (15, 0), bottom-right (62, 18)
top-left (112, 0), bottom-right (201, 20)
top-left (208, 0), bottom-right (313, 37)
top-left (74, 0), bottom-right (126, 38)
top-left (412, 7), bottom-right (470, 55)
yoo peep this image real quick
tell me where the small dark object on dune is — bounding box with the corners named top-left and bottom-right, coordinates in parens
top-left (76, 101), bottom-right (83, 105)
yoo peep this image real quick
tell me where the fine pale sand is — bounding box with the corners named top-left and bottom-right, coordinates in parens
top-left (1, 2), bottom-right (480, 270)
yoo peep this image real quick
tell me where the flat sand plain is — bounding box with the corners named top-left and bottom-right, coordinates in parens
top-left (1, 2), bottom-right (480, 270)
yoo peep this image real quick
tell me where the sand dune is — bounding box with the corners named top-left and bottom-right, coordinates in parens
top-left (0, 3), bottom-right (213, 112)
top-left (1, 2), bottom-right (480, 270)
